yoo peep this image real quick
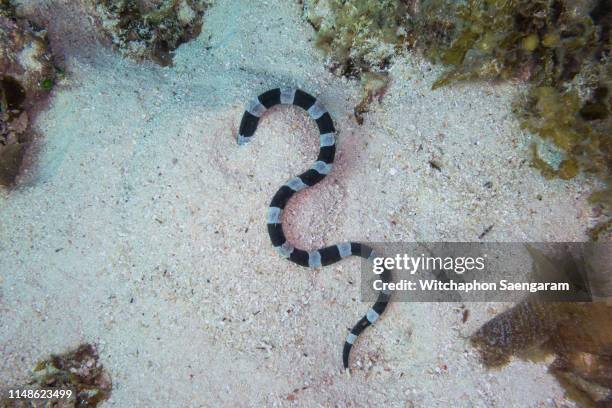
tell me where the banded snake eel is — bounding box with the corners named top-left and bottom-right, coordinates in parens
top-left (238, 88), bottom-right (391, 371)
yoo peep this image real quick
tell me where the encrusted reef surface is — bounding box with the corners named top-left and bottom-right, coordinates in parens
top-left (428, 0), bottom-right (611, 239)
top-left (87, 0), bottom-right (210, 65)
top-left (303, 0), bottom-right (407, 120)
top-left (0, 0), bottom-right (53, 186)
top-left (303, 0), bottom-right (408, 76)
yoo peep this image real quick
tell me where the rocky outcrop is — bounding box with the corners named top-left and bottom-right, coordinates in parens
top-left (0, 2), bottom-right (54, 186)
top-left (88, 0), bottom-right (210, 65)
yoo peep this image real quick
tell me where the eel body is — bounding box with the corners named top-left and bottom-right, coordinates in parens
top-left (238, 88), bottom-right (390, 370)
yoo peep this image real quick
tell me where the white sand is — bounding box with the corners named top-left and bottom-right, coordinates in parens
top-left (0, 0), bottom-right (595, 406)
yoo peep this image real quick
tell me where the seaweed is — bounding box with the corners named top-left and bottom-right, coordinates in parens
top-left (0, 344), bottom-right (112, 407)
top-left (40, 78), bottom-right (54, 91)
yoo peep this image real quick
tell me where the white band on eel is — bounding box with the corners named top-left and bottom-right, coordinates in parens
top-left (247, 99), bottom-right (267, 117)
top-left (307, 99), bottom-right (327, 120)
top-left (267, 207), bottom-right (282, 224)
top-left (308, 251), bottom-right (322, 268)
top-left (286, 177), bottom-right (308, 192)
top-left (366, 308), bottom-right (379, 324)
top-left (320, 132), bottom-right (335, 147)
top-left (280, 88), bottom-right (296, 105)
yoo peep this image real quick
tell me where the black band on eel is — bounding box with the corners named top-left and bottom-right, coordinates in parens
top-left (237, 88), bottom-right (391, 371)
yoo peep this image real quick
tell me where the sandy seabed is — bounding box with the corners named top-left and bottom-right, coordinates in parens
top-left (0, 0), bottom-right (597, 407)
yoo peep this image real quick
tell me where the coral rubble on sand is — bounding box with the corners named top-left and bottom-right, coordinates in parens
top-left (0, 0), bottom-right (53, 186)
top-left (426, 0), bottom-right (610, 238)
top-left (434, 0), bottom-right (612, 220)
top-left (0, 344), bottom-right (112, 408)
top-left (88, 0), bottom-right (210, 65)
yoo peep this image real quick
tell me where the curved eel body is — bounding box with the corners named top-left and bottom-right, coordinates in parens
top-left (237, 88), bottom-right (391, 370)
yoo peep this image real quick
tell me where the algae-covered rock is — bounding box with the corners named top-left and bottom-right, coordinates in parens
top-left (88, 0), bottom-right (211, 65)
top-left (428, 0), bottom-right (607, 88)
top-left (304, 0), bottom-right (408, 76)
top-left (0, 344), bottom-right (112, 408)
top-left (302, 0), bottom-right (404, 120)
top-left (0, 2), bottom-right (54, 186)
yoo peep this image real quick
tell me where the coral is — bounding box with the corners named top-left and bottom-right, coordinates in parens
top-left (428, 0), bottom-right (608, 89)
top-left (470, 299), bottom-right (569, 366)
top-left (401, 0), bottom-right (457, 58)
top-left (302, 0), bottom-right (404, 121)
top-left (471, 247), bottom-right (612, 407)
top-left (0, 1), bottom-right (54, 186)
top-left (0, 0), bottom-right (12, 18)
top-left (304, 0), bottom-right (408, 76)
top-left (0, 344), bottom-right (112, 407)
top-left (88, 0), bottom-right (211, 65)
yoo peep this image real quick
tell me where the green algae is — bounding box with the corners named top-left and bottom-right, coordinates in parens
top-left (40, 78), bottom-right (53, 91)
top-left (429, 0), bottom-right (608, 88)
